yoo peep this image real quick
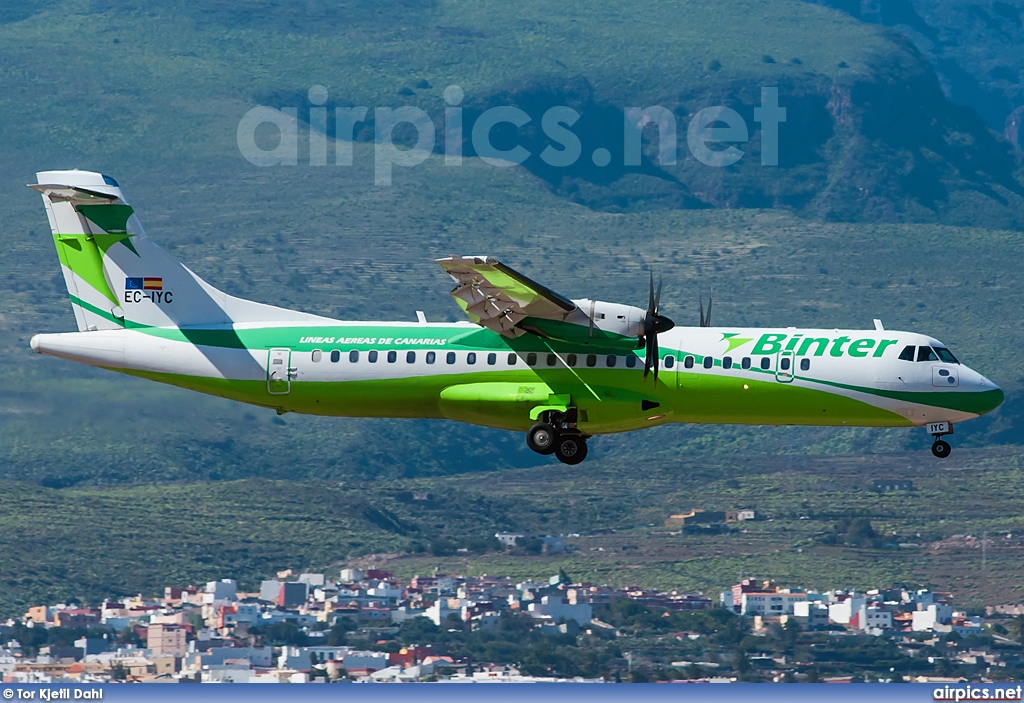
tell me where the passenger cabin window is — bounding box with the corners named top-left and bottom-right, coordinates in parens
top-left (526, 353), bottom-right (537, 366)
top-left (547, 353), bottom-right (557, 366)
top-left (349, 350), bottom-right (359, 363)
top-left (387, 351), bottom-right (397, 363)
top-left (664, 355), bottom-right (675, 369)
top-left (311, 350), bottom-right (322, 362)
top-left (898, 345), bottom-right (915, 361)
top-left (760, 357), bottom-right (771, 370)
top-left (606, 355), bottom-right (616, 367)
top-left (368, 350), bottom-right (378, 363)
top-left (780, 357), bottom-right (791, 371)
top-left (467, 352), bottom-right (477, 365)
top-left (684, 356), bottom-right (694, 369)
top-left (703, 356), bottom-right (713, 369)
top-left (722, 356), bottom-right (733, 370)
top-left (626, 355), bottom-right (637, 368)
top-left (487, 353), bottom-right (496, 366)
top-left (406, 351), bottom-right (416, 363)
top-left (917, 346), bottom-right (938, 362)
top-left (507, 353), bottom-right (518, 365)
top-left (741, 357), bottom-right (751, 370)
top-left (934, 347), bottom-right (959, 364)
top-left (330, 350), bottom-right (341, 363)
top-left (426, 351), bottom-right (436, 364)
top-left (586, 354), bottom-right (597, 367)
top-left (800, 358), bottom-right (810, 371)
top-left (567, 354), bottom-right (577, 367)
top-left (446, 351), bottom-right (456, 365)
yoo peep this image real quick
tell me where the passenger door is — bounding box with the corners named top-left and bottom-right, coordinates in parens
top-left (267, 348), bottom-right (293, 394)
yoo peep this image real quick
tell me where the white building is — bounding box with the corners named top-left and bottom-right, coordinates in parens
top-left (912, 604), bottom-right (954, 632)
top-left (259, 580), bottom-right (282, 602)
top-left (852, 605), bottom-right (892, 631)
top-left (526, 596), bottom-right (593, 626)
top-left (426, 598), bottom-right (462, 626)
top-left (343, 650), bottom-right (391, 671)
top-left (339, 568), bottom-right (365, 583)
top-left (495, 532), bottom-right (524, 548)
top-left (366, 582), bottom-right (403, 602)
top-left (205, 579), bottom-right (238, 602)
top-left (222, 603), bottom-right (262, 627)
top-left (739, 590), bottom-right (806, 616)
top-left (299, 573), bottom-right (326, 587)
top-left (278, 645), bottom-right (352, 670)
top-left (828, 597), bottom-right (866, 625)
top-left (791, 601), bottom-right (829, 629)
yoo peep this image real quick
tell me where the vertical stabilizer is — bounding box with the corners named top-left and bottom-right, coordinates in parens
top-left (32, 170), bottom-right (327, 331)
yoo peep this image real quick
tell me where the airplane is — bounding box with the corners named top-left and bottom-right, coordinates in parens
top-left (28, 170), bottom-right (1004, 465)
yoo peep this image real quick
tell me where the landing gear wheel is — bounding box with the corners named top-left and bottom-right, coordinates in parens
top-left (555, 435), bottom-right (588, 465)
top-left (931, 439), bottom-right (951, 459)
top-left (527, 423), bottom-right (558, 455)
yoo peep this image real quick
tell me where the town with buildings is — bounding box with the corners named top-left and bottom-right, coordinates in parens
top-left (3, 539), bottom-right (1024, 684)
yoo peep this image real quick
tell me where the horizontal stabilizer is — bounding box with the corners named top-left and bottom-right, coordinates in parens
top-left (28, 183), bottom-right (120, 204)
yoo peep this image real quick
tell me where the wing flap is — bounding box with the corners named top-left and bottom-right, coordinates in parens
top-left (439, 256), bottom-right (577, 337)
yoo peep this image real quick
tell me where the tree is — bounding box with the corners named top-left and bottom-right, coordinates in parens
top-left (782, 618), bottom-right (800, 652)
top-left (845, 517), bottom-right (877, 547)
top-left (327, 617), bottom-right (355, 646)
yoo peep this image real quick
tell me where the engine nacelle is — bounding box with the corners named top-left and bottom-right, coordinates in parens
top-left (570, 299), bottom-right (647, 339)
top-left (515, 298), bottom-right (646, 348)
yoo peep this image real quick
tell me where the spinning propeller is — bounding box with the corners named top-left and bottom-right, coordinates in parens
top-left (641, 272), bottom-right (675, 387)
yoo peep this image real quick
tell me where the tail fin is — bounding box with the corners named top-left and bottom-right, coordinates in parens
top-left (32, 170), bottom-right (321, 331)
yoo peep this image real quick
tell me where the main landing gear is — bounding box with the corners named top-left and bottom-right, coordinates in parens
top-left (928, 421), bottom-right (953, 458)
top-left (526, 410), bottom-right (589, 465)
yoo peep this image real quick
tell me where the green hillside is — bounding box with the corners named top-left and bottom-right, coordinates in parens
top-left (3, 448), bottom-right (1024, 618)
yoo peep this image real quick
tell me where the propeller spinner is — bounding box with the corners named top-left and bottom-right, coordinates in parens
top-left (641, 272), bottom-right (675, 387)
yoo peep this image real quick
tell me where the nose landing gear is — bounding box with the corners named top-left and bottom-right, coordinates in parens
top-left (927, 421), bottom-right (953, 458)
top-left (526, 410), bottom-right (589, 465)
top-left (931, 439), bottom-right (951, 458)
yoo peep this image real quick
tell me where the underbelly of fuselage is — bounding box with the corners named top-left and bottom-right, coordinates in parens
top-left (118, 365), bottom-right (924, 434)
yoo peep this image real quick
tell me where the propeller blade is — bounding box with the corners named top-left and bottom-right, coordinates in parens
top-left (698, 288), bottom-right (713, 327)
top-left (651, 334), bottom-right (660, 388)
top-left (641, 270), bottom-right (672, 387)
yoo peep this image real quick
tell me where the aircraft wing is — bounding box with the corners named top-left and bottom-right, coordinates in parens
top-left (437, 256), bottom-right (578, 337)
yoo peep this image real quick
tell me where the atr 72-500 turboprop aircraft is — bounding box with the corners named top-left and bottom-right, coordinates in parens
top-left (29, 171), bottom-right (1004, 464)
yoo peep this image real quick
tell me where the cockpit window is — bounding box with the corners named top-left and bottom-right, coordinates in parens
top-left (917, 346), bottom-right (938, 362)
top-left (898, 345), bottom-right (915, 361)
top-left (934, 347), bottom-right (959, 364)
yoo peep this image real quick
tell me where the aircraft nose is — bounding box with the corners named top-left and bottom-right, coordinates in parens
top-left (976, 374), bottom-right (1003, 415)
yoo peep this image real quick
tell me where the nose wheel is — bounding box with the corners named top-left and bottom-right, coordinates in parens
top-left (927, 421), bottom-right (953, 459)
